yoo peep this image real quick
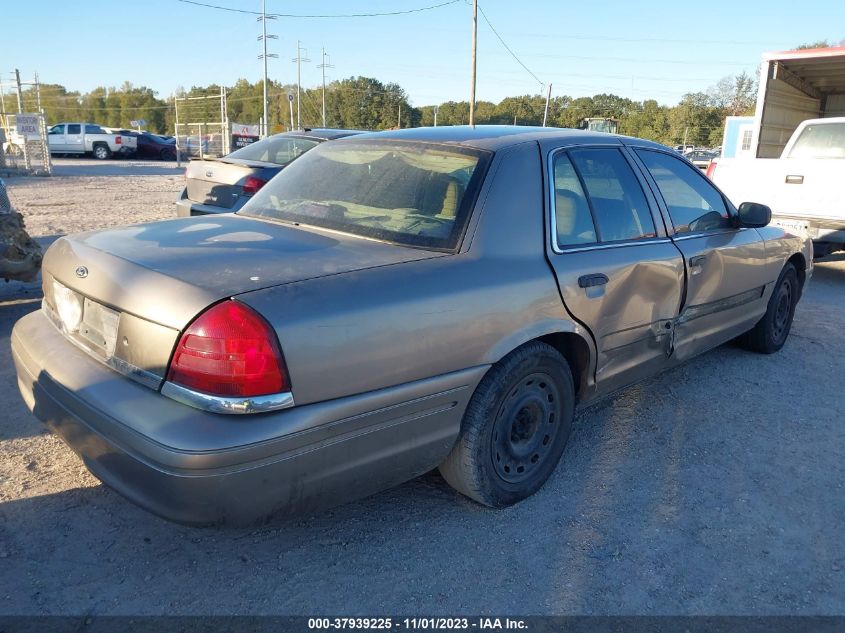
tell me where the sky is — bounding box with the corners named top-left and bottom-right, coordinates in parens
top-left (2, 0), bottom-right (844, 108)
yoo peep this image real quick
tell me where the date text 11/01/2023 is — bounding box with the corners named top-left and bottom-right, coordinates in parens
top-left (307, 618), bottom-right (528, 630)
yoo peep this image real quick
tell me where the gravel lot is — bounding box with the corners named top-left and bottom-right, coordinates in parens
top-left (0, 159), bottom-right (843, 616)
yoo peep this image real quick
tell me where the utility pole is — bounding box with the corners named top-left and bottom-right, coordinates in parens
top-left (433, 105), bottom-right (438, 127)
top-left (14, 68), bottom-right (24, 113)
top-left (317, 48), bottom-right (333, 128)
top-left (469, 0), bottom-right (477, 126)
top-left (257, 0), bottom-right (278, 137)
top-left (542, 83), bottom-right (552, 127)
top-left (288, 94), bottom-right (294, 130)
top-left (292, 41), bottom-right (310, 130)
top-left (34, 72), bottom-right (42, 112)
top-left (398, 105), bottom-right (401, 129)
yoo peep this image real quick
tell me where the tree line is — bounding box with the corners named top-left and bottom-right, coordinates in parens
top-left (1, 72), bottom-right (757, 148)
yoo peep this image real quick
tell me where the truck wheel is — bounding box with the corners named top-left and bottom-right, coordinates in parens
top-left (736, 262), bottom-right (798, 354)
top-left (439, 341), bottom-right (575, 507)
top-left (93, 144), bottom-right (111, 160)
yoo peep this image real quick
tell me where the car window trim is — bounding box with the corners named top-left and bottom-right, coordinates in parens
top-left (547, 146), bottom-right (667, 253)
top-left (631, 147), bottom-right (738, 236)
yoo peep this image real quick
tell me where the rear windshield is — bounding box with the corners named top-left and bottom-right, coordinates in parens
top-left (788, 122), bottom-right (845, 159)
top-left (240, 140), bottom-right (490, 250)
top-left (226, 136), bottom-right (320, 165)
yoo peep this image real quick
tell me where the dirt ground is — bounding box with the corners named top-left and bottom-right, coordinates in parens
top-left (2, 158), bottom-right (184, 238)
top-left (0, 159), bottom-right (843, 616)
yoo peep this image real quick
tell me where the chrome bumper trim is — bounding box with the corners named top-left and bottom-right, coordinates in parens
top-left (160, 381), bottom-right (295, 415)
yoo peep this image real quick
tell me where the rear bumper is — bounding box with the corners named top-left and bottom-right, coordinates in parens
top-left (175, 189), bottom-right (247, 217)
top-left (12, 309), bottom-right (483, 525)
top-left (771, 214), bottom-right (845, 245)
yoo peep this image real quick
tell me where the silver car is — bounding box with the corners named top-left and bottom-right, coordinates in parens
top-left (175, 129), bottom-right (363, 217)
top-left (12, 126), bottom-right (812, 524)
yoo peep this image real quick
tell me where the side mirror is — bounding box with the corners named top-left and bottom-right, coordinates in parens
top-left (737, 202), bottom-right (771, 228)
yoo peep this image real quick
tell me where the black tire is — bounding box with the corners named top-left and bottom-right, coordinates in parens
top-left (439, 341), bottom-right (575, 507)
top-left (160, 148), bottom-right (175, 161)
top-left (92, 144), bottom-right (111, 160)
top-left (736, 262), bottom-right (799, 354)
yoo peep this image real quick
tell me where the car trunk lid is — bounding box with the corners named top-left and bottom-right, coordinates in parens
top-left (184, 159), bottom-right (277, 209)
top-left (44, 213), bottom-right (444, 332)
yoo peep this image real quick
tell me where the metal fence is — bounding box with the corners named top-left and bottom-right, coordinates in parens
top-left (0, 112), bottom-right (52, 175)
top-left (174, 90), bottom-right (229, 164)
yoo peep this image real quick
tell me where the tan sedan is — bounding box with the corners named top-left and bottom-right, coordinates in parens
top-left (11, 126), bottom-right (812, 524)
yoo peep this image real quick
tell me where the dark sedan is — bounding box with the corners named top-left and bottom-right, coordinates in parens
top-left (175, 128), bottom-right (363, 217)
top-left (116, 130), bottom-right (178, 161)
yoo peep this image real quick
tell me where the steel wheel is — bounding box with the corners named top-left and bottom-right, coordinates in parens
top-left (736, 262), bottom-right (799, 354)
top-left (439, 341), bottom-right (575, 507)
top-left (771, 275), bottom-right (793, 345)
top-left (491, 372), bottom-right (563, 484)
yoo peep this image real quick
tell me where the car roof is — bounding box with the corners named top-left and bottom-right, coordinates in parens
top-left (340, 125), bottom-right (667, 151)
top-left (278, 128), bottom-right (366, 141)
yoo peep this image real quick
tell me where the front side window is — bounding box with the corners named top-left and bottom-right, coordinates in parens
top-left (241, 140), bottom-right (490, 251)
top-left (227, 136), bottom-right (320, 166)
top-left (48, 125), bottom-right (64, 135)
top-left (569, 149), bottom-right (656, 242)
top-left (66, 124), bottom-right (81, 135)
top-left (787, 122), bottom-right (845, 159)
top-left (637, 149), bottom-right (731, 234)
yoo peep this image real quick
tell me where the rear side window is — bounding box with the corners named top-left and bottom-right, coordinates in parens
top-left (85, 124), bottom-right (104, 134)
top-left (569, 149), bottom-right (656, 242)
top-left (637, 150), bottom-right (731, 234)
top-left (551, 153), bottom-right (596, 245)
top-left (66, 124), bottom-right (81, 135)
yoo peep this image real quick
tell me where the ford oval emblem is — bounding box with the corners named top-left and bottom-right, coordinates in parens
top-left (75, 266), bottom-right (88, 279)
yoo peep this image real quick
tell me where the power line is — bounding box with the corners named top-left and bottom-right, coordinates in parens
top-left (474, 2), bottom-right (544, 88)
top-left (175, 0), bottom-right (462, 18)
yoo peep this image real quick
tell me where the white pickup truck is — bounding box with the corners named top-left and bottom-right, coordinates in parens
top-left (710, 117), bottom-right (845, 257)
top-left (47, 122), bottom-right (137, 160)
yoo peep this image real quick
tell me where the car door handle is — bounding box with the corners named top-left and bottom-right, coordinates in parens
top-left (785, 175), bottom-right (804, 185)
top-left (689, 255), bottom-right (707, 268)
top-left (578, 273), bottom-right (609, 288)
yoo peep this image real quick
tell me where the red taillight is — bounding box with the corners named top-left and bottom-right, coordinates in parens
top-left (116, 136), bottom-right (122, 145)
top-left (705, 160), bottom-right (717, 179)
top-left (242, 175), bottom-right (267, 195)
top-left (167, 301), bottom-right (289, 398)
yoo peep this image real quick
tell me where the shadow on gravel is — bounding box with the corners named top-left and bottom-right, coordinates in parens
top-left (0, 299), bottom-right (44, 441)
top-left (51, 161), bottom-right (184, 178)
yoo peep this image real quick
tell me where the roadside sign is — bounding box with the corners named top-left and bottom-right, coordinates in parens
top-left (129, 119), bottom-right (146, 128)
top-left (230, 122), bottom-right (260, 150)
top-left (288, 94), bottom-right (294, 102)
top-left (14, 114), bottom-right (41, 140)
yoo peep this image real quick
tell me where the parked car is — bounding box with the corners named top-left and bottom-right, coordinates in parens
top-left (686, 149), bottom-right (719, 170)
top-left (47, 122), bottom-right (136, 159)
top-left (12, 126), bottom-right (811, 525)
top-left (115, 130), bottom-right (177, 161)
top-left (711, 117), bottom-right (845, 257)
top-left (176, 128), bottom-right (363, 217)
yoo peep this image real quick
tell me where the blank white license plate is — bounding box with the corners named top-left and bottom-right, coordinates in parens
top-left (79, 297), bottom-right (120, 357)
top-left (771, 218), bottom-right (811, 236)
